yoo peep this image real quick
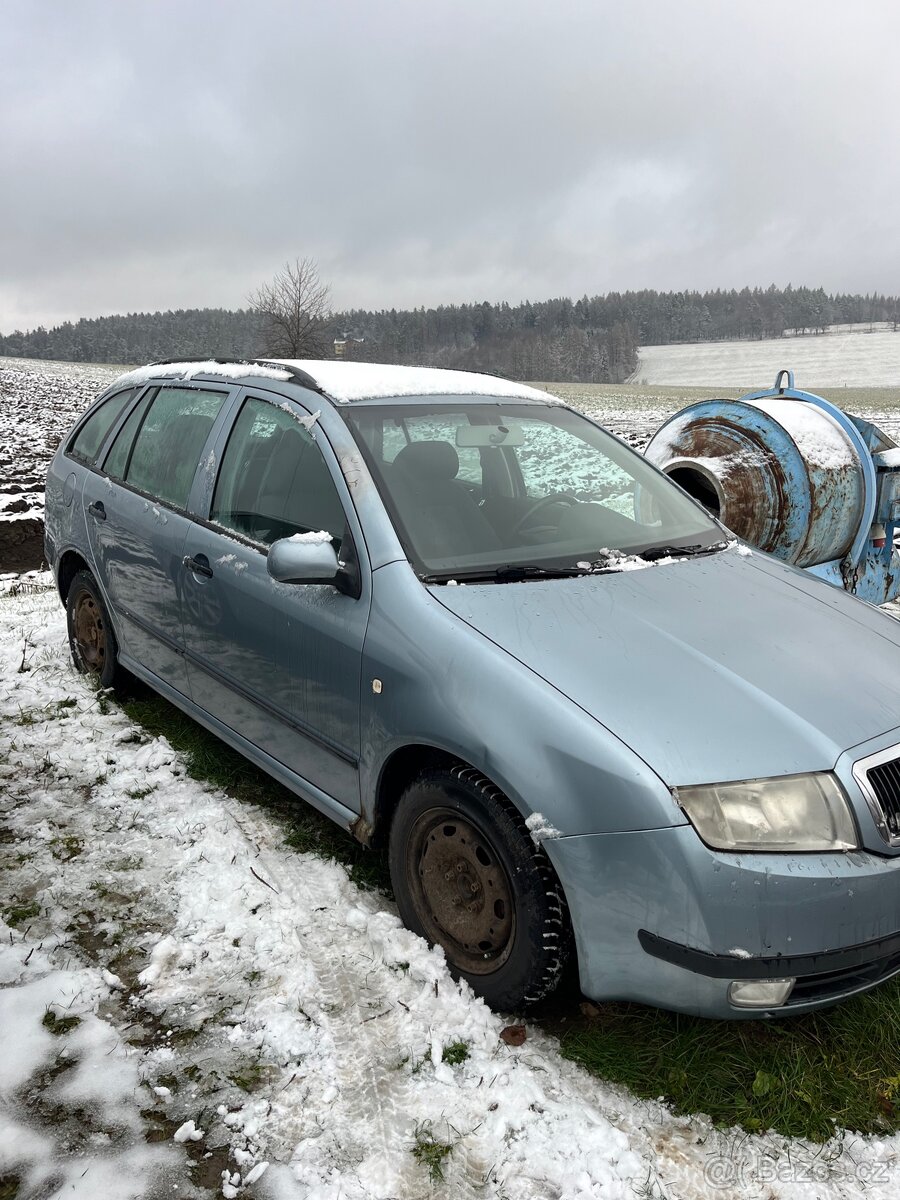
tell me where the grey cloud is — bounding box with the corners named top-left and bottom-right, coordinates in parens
top-left (2, 0), bottom-right (899, 332)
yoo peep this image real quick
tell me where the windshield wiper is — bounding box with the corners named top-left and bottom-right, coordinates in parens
top-left (423, 541), bottom-right (730, 584)
top-left (423, 564), bottom-right (586, 584)
top-left (637, 540), bottom-right (728, 561)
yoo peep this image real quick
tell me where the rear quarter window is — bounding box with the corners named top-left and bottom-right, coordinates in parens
top-left (67, 388), bottom-right (137, 466)
top-left (124, 386), bottom-right (227, 509)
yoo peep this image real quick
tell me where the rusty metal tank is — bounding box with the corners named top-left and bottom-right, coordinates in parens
top-left (645, 377), bottom-right (866, 568)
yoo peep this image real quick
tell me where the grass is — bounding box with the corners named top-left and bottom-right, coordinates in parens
top-left (3, 900), bottom-right (40, 927)
top-left (115, 682), bottom-right (900, 1142)
top-left (41, 1010), bottom-right (81, 1036)
top-left (441, 1040), bottom-right (470, 1066)
top-left (228, 1060), bottom-right (276, 1093)
top-left (554, 982), bottom-right (900, 1140)
top-left (50, 835), bottom-right (83, 861)
top-left (411, 1121), bottom-right (453, 1182)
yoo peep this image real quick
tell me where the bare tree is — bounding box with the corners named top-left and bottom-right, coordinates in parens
top-left (248, 257), bottom-right (333, 358)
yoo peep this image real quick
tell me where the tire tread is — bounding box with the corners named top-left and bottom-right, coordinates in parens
top-left (394, 763), bottom-right (572, 1008)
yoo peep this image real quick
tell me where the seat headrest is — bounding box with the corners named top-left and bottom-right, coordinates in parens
top-left (393, 439), bottom-right (459, 481)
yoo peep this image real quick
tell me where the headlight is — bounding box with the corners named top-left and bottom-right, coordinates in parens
top-left (675, 773), bottom-right (858, 851)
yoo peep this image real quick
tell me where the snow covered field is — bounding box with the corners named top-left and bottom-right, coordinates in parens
top-left (7, 352), bottom-right (900, 569)
top-left (3, 575), bottom-right (900, 1198)
top-left (0, 358), bottom-right (124, 572)
top-left (635, 324), bottom-right (900, 388)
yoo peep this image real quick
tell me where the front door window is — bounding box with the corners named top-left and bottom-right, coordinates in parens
top-left (211, 397), bottom-right (346, 547)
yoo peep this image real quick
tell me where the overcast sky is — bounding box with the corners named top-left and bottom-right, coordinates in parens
top-left (2, 0), bottom-right (899, 332)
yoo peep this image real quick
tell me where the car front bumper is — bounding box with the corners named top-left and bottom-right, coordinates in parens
top-left (545, 823), bottom-right (900, 1018)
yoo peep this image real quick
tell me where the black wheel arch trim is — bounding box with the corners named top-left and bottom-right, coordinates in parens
top-left (638, 926), bottom-right (900, 979)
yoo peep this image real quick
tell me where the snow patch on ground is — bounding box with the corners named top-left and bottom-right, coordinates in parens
top-left (3, 551), bottom-right (900, 1198)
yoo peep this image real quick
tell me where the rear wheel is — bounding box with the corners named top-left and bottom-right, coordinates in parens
top-left (389, 765), bottom-right (570, 1009)
top-left (66, 570), bottom-right (121, 689)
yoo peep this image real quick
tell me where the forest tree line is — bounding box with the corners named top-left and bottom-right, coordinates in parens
top-left (2, 285), bottom-right (898, 384)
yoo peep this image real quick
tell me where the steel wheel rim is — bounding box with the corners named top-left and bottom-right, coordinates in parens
top-left (406, 807), bottom-right (515, 975)
top-left (72, 592), bottom-right (106, 672)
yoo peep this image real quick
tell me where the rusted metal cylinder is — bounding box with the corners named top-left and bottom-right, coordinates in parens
top-left (645, 398), bottom-right (865, 568)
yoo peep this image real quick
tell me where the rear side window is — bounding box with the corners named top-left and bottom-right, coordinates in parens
top-left (103, 388), bottom-right (158, 479)
top-left (67, 388), bottom-right (137, 465)
top-left (211, 397), bottom-right (346, 548)
top-left (125, 386), bottom-right (227, 509)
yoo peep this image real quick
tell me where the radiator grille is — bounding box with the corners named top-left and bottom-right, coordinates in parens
top-left (862, 755), bottom-right (900, 841)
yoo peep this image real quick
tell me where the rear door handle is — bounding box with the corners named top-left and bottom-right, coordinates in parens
top-left (182, 554), bottom-right (213, 579)
top-left (87, 500), bottom-right (106, 521)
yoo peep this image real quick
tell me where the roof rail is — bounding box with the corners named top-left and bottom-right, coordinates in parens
top-left (147, 357), bottom-right (328, 396)
top-left (252, 360), bottom-right (328, 395)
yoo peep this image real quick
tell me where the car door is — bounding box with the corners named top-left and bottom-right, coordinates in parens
top-left (180, 391), bottom-right (371, 811)
top-left (83, 382), bottom-right (233, 695)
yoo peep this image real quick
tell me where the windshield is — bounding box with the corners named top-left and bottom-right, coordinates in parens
top-left (345, 401), bottom-right (723, 579)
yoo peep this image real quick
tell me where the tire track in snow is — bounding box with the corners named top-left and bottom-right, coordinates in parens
top-left (220, 804), bottom-right (486, 1199)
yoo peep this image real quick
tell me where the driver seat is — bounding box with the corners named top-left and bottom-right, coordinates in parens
top-left (392, 440), bottom-right (501, 559)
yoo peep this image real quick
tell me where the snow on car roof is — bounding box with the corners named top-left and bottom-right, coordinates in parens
top-left (108, 358), bottom-right (559, 405)
top-left (269, 360), bottom-right (560, 404)
top-left (111, 360), bottom-right (293, 388)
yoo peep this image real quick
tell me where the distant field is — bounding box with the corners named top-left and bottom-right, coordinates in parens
top-left (634, 323), bottom-right (900, 388)
top-left (539, 379), bottom-right (900, 447)
top-left (4, 353), bottom-right (900, 562)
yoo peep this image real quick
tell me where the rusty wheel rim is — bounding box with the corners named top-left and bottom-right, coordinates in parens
top-left (407, 808), bottom-right (515, 975)
top-left (72, 591), bottom-right (106, 673)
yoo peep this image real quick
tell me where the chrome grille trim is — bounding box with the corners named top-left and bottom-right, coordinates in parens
top-left (852, 741), bottom-right (900, 846)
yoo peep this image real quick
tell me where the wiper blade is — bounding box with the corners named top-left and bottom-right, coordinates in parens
top-left (492, 565), bottom-right (585, 581)
top-left (423, 564), bottom-right (586, 584)
top-left (423, 543), bottom-right (729, 583)
top-left (638, 541), bottom-right (728, 561)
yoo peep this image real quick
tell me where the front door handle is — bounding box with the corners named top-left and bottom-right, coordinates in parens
top-left (87, 500), bottom-right (106, 521)
top-left (182, 554), bottom-right (213, 579)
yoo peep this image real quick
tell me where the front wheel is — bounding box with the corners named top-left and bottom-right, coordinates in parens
top-left (389, 765), bottom-right (571, 1010)
top-left (66, 569), bottom-right (122, 689)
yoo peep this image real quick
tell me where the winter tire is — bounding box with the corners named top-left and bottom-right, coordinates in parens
top-left (66, 569), bottom-right (121, 689)
top-left (389, 764), bottom-right (571, 1010)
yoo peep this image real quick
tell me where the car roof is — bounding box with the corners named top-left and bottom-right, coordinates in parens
top-left (107, 358), bottom-right (559, 407)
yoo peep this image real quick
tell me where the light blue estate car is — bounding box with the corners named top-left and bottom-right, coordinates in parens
top-left (45, 359), bottom-right (900, 1018)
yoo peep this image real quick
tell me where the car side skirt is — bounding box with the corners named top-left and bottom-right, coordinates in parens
top-left (118, 652), bottom-right (359, 832)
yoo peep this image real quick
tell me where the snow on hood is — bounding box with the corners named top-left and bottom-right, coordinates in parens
top-left (269, 359), bottom-right (560, 404)
top-left (432, 547), bottom-right (900, 785)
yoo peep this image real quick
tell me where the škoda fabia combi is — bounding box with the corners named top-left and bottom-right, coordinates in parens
top-left (44, 359), bottom-right (900, 1017)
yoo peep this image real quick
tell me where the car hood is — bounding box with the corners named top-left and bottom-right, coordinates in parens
top-left (430, 549), bottom-right (900, 785)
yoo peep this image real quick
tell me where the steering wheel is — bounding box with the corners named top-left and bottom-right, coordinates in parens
top-left (511, 492), bottom-right (578, 537)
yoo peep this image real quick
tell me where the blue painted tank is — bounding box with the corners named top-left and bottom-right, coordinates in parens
top-left (645, 371), bottom-right (900, 605)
